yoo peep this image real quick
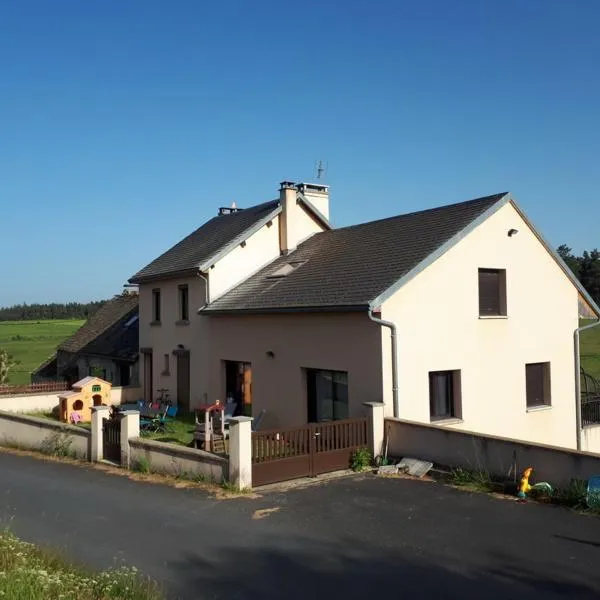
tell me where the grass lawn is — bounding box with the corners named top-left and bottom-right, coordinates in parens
top-left (0, 530), bottom-right (162, 599)
top-left (580, 319), bottom-right (600, 381)
top-left (142, 413), bottom-right (197, 446)
top-left (0, 319), bottom-right (84, 385)
top-left (27, 410), bottom-right (195, 446)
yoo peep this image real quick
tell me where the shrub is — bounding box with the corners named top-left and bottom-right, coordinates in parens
top-left (40, 431), bottom-right (73, 458)
top-left (351, 447), bottom-right (373, 472)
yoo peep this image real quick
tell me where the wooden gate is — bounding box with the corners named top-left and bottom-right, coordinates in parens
top-left (252, 417), bottom-right (368, 487)
top-left (103, 417), bottom-right (121, 463)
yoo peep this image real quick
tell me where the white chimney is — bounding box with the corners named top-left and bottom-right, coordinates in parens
top-left (297, 182), bottom-right (330, 220)
top-left (278, 181), bottom-right (330, 255)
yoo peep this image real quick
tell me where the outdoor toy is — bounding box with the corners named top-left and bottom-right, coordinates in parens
top-left (516, 466), bottom-right (553, 500)
top-left (59, 376), bottom-right (112, 423)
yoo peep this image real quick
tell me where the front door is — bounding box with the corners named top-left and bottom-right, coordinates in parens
top-left (225, 361), bottom-right (252, 416)
top-left (143, 352), bottom-right (153, 402)
top-left (177, 352), bottom-right (191, 413)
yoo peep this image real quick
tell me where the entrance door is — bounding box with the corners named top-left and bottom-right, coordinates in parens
top-left (225, 361), bottom-right (252, 416)
top-left (143, 352), bottom-right (153, 402)
top-left (119, 363), bottom-right (131, 387)
top-left (177, 352), bottom-right (191, 413)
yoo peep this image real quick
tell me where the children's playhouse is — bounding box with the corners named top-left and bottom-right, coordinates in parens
top-left (59, 376), bottom-right (112, 424)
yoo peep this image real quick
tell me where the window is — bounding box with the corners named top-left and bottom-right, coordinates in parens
top-left (306, 369), bottom-right (349, 422)
top-left (178, 285), bottom-right (189, 321)
top-left (152, 288), bottom-right (161, 322)
top-left (429, 370), bottom-right (462, 421)
top-left (162, 354), bottom-right (170, 376)
top-left (526, 362), bottom-right (551, 408)
top-left (478, 269), bottom-right (507, 316)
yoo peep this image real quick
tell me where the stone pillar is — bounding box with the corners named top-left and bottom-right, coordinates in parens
top-left (120, 411), bottom-right (140, 469)
top-left (228, 416), bottom-right (253, 490)
top-left (90, 406), bottom-right (110, 462)
top-left (364, 402), bottom-right (385, 460)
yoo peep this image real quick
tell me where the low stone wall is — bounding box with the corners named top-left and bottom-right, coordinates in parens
top-left (129, 438), bottom-right (228, 483)
top-left (0, 410), bottom-right (90, 459)
top-left (386, 417), bottom-right (600, 487)
top-left (582, 424), bottom-right (600, 454)
top-left (0, 386), bottom-right (142, 414)
top-left (110, 386), bottom-right (142, 405)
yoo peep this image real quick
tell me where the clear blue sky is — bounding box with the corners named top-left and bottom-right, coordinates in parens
top-left (2, 0), bottom-right (599, 306)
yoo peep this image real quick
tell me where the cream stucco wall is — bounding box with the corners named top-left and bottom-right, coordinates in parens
top-left (138, 275), bottom-right (210, 405)
top-left (208, 312), bottom-right (383, 429)
top-left (209, 217), bottom-right (281, 301)
top-left (381, 201), bottom-right (579, 449)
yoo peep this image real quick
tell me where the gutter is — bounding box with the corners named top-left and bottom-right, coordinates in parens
top-left (197, 272), bottom-right (209, 310)
top-left (574, 318), bottom-right (600, 450)
top-left (368, 307), bottom-right (399, 418)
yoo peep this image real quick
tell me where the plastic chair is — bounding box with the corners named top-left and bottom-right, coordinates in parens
top-left (586, 476), bottom-right (600, 508)
top-left (251, 409), bottom-right (267, 432)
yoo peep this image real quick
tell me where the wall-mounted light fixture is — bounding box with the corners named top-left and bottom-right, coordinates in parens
top-left (507, 228), bottom-right (519, 237)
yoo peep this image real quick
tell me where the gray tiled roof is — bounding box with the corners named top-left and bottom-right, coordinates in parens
top-left (59, 293), bottom-right (139, 353)
top-left (203, 193), bottom-right (508, 313)
top-left (129, 200), bottom-right (280, 283)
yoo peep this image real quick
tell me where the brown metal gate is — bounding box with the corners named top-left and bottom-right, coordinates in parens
top-left (103, 416), bottom-right (121, 463)
top-left (251, 417), bottom-right (368, 487)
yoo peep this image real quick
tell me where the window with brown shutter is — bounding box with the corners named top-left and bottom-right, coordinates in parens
top-left (429, 370), bottom-right (462, 421)
top-left (152, 288), bottom-right (161, 323)
top-left (478, 269), bottom-right (507, 316)
top-left (178, 285), bottom-right (189, 321)
top-left (526, 362), bottom-right (551, 408)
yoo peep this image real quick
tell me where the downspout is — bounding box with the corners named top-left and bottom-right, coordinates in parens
top-left (197, 272), bottom-right (209, 309)
top-left (368, 307), bottom-right (399, 418)
top-left (574, 318), bottom-right (600, 450)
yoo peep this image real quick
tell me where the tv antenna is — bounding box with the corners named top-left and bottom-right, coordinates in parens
top-left (315, 160), bottom-right (328, 180)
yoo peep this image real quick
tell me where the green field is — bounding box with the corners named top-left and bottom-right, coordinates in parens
top-left (0, 319), bottom-right (84, 385)
top-left (581, 320), bottom-right (600, 381)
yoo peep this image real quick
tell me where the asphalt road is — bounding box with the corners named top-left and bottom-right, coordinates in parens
top-left (1, 452), bottom-right (600, 599)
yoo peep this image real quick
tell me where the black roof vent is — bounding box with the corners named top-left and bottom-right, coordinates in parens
top-left (218, 206), bottom-right (243, 216)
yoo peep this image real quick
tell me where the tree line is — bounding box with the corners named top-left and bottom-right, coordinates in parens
top-left (0, 301), bottom-right (107, 322)
top-left (557, 246), bottom-right (600, 304)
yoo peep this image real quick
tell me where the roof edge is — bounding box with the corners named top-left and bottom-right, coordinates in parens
top-left (296, 193), bottom-right (332, 230)
top-left (129, 267), bottom-right (202, 285)
top-left (200, 304), bottom-right (368, 316)
top-left (369, 193), bottom-right (512, 309)
top-left (509, 200), bottom-right (600, 318)
top-left (198, 204), bottom-right (282, 271)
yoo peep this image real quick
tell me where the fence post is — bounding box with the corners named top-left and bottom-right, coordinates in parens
top-left (228, 416), bottom-right (253, 490)
top-left (120, 410), bottom-right (140, 469)
top-left (90, 405), bottom-right (110, 462)
top-left (363, 402), bottom-right (385, 460)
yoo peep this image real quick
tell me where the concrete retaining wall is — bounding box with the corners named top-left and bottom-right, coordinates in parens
top-left (129, 438), bottom-right (228, 483)
top-left (386, 417), bottom-right (600, 487)
top-left (0, 410), bottom-right (90, 459)
top-left (0, 386), bottom-right (142, 414)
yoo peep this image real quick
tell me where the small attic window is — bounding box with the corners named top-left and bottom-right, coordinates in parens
top-left (267, 261), bottom-right (306, 279)
top-left (124, 315), bottom-right (139, 328)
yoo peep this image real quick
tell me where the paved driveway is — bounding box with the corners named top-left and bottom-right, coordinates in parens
top-left (1, 451), bottom-right (600, 599)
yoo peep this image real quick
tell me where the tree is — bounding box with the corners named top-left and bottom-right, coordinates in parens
top-left (557, 244), bottom-right (581, 278)
top-left (0, 349), bottom-right (18, 385)
top-left (580, 249), bottom-right (600, 304)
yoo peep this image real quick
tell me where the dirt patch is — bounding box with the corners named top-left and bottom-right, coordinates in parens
top-left (252, 507), bottom-right (281, 520)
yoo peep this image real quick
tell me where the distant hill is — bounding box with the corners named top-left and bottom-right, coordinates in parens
top-left (0, 301), bottom-right (107, 322)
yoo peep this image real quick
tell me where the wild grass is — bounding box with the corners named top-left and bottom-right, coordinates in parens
top-left (0, 530), bottom-right (163, 599)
